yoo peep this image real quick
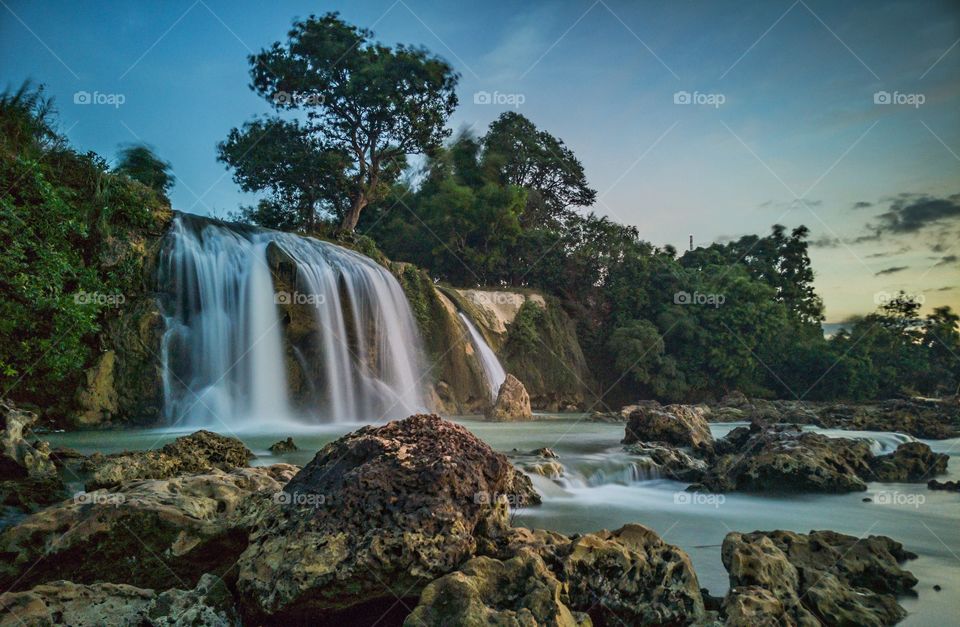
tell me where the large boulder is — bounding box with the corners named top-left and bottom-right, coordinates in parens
top-left (623, 442), bottom-right (708, 482)
top-left (870, 441), bottom-right (948, 482)
top-left (698, 424), bottom-right (873, 493)
top-left (234, 414), bottom-right (540, 622)
top-left (82, 430), bottom-right (254, 489)
top-left (0, 573), bottom-right (237, 627)
top-left (486, 374), bottom-right (533, 422)
top-left (722, 530), bottom-right (917, 626)
top-left (0, 465), bottom-right (297, 592)
top-left (622, 403), bottom-right (713, 451)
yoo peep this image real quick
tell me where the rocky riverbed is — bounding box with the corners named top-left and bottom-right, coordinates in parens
top-left (1, 401), bottom-right (957, 625)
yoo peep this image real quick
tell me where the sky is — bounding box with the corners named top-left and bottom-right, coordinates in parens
top-left (2, 0), bottom-right (958, 322)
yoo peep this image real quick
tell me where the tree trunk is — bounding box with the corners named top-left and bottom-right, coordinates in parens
top-left (339, 191), bottom-right (367, 233)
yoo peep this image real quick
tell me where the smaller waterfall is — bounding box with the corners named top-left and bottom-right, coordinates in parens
top-left (459, 312), bottom-right (507, 401)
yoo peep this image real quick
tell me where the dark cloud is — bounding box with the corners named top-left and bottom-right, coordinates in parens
top-left (852, 201), bottom-right (873, 209)
top-left (866, 245), bottom-right (910, 259)
top-left (935, 254), bottom-right (958, 267)
top-left (935, 286), bottom-right (956, 292)
top-left (875, 266), bottom-right (908, 276)
top-left (809, 235), bottom-right (842, 248)
top-left (872, 193), bottom-right (960, 235)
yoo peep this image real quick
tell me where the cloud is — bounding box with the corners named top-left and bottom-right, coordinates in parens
top-left (872, 192), bottom-right (960, 235)
top-left (809, 235), bottom-right (842, 248)
top-left (875, 266), bottom-right (908, 276)
top-left (935, 254), bottom-right (958, 267)
top-left (935, 286), bottom-right (956, 292)
top-left (852, 201), bottom-right (873, 209)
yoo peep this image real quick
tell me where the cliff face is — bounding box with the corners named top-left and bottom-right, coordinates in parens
top-left (72, 215), bottom-right (593, 426)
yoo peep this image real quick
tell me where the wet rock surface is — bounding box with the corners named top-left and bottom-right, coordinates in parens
top-left (622, 402), bottom-right (714, 451)
top-left (81, 430), bottom-right (254, 489)
top-left (0, 401), bottom-right (65, 516)
top-left (234, 414), bottom-right (540, 622)
top-left (722, 530), bottom-right (917, 626)
top-left (486, 374), bottom-right (533, 421)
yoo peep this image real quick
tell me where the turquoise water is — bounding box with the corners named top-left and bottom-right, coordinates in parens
top-left (42, 415), bottom-right (960, 624)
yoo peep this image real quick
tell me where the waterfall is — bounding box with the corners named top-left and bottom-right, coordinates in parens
top-left (458, 312), bottom-right (506, 401)
top-left (158, 213), bottom-right (429, 427)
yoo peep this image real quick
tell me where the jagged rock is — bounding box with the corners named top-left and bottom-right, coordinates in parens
top-left (529, 447), bottom-right (558, 459)
top-left (404, 551), bottom-right (589, 626)
top-left (0, 465), bottom-right (297, 592)
top-left (622, 403), bottom-right (713, 451)
top-left (82, 430), bottom-right (254, 489)
top-left (699, 424), bottom-right (873, 493)
top-left (0, 573), bottom-right (237, 627)
top-left (0, 400), bottom-right (56, 480)
top-left (234, 414), bottom-right (540, 622)
top-left (624, 442), bottom-right (707, 482)
top-left (486, 374), bottom-right (533, 421)
top-left (0, 475), bottom-right (66, 516)
top-left (928, 479), bottom-right (960, 491)
top-left (722, 585), bottom-right (789, 626)
top-left (722, 530), bottom-right (917, 626)
top-left (870, 441), bottom-right (948, 482)
top-left (268, 437), bottom-right (298, 454)
top-left (589, 400), bottom-right (662, 423)
top-left (522, 460), bottom-right (565, 480)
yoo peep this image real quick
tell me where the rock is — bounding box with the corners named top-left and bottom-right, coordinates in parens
top-left (0, 400), bottom-right (56, 480)
top-left (234, 414), bottom-right (540, 622)
top-left (0, 475), bottom-right (67, 516)
top-left (0, 573), bottom-right (237, 626)
top-left (74, 350), bottom-right (120, 427)
top-left (870, 441), bottom-right (948, 482)
top-left (928, 479), bottom-right (960, 491)
top-left (589, 400), bottom-right (661, 423)
top-left (486, 374), bottom-right (533, 421)
top-left (268, 437), bottom-right (298, 455)
top-left (700, 424), bottom-right (873, 493)
top-left (622, 403), bottom-right (713, 451)
top-left (624, 442), bottom-right (707, 481)
top-left (529, 447), bottom-right (558, 459)
top-left (404, 551), bottom-right (589, 626)
top-left (521, 460), bottom-right (565, 480)
top-left (83, 430), bottom-right (254, 489)
top-left (0, 464), bottom-right (297, 592)
top-left (722, 530), bottom-right (917, 626)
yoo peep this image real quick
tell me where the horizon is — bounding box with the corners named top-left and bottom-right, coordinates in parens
top-left (2, 0), bottom-right (958, 321)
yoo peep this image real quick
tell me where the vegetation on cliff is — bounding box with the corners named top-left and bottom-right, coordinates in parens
top-left (0, 84), bottom-right (170, 412)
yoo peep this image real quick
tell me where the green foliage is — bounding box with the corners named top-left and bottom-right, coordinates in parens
top-left (505, 299), bottom-right (544, 354)
top-left (114, 144), bottom-right (174, 201)
top-left (0, 83), bottom-right (163, 406)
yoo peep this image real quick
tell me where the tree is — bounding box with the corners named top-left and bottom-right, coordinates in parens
top-left (482, 112), bottom-right (596, 227)
top-left (218, 118), bottom-right (352, 231)
top-left (245, 12), bottom-right (459, 233)
top-left (114, 144), bottom-right (173, 200)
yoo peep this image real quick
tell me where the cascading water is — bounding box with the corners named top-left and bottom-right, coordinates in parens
top-left (158, 213), bottom-right (429, 427)
top-left (459, 312), bottom-right (507, 401)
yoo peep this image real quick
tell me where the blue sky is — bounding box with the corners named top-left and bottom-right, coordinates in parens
top-left (2, 0), bottom-right (958, 320)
